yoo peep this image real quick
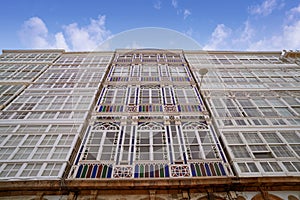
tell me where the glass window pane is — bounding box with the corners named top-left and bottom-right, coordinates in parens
top-left (248, 163), bottom-right (259, 172)
top-left (280, 131), bottom-right (300, 143)
top-left (223, 132), bottom-right (243, 144)
top-left (261, 132), bottom-right (282, 143)
top-left (230, 146), bottom-right (251, 158)
top-left (238, 163), bottom-right (249, 172)
top-left (271, 145), bottom-right (294, 157)
top-left (243, 132), bottom-right (263, 143)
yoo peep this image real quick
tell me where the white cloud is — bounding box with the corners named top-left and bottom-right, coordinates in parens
top-left (249, 0), bottom-right (282, 16)
top-left (185, 28), bottom-right (193, 37)
top-left (248, 36), bottom-right (281, 51)
top-left (203, 24), bottom-right (232, 50)
top-left (248, 20), bottom-right (300, 51)
top-left (183, 9), bottom-right (191, 19)
top-left (240, 21), bottom-right (254, 42)
top-left (19, 15), bottom-right (111, 51)
top-left (64, 15), bottom-right (110, 51)
top-left (171, 0), bottom-right (178, 8)
top-left (202, 2), bottom-right (300, 51)
top-left (170, 0), bottom-right (192, 20)
top-left (54, 32), bottom-right (69, 50)
top-left (19, 17), bottom-right (50, 49)
top-left (232, 20), bottom-right (255, 48)
top-left (284, 20), bottom-right (300, 48)
top-left (19, 17), bottom-right (70, 50)
top-left (203, 19), bottom-right (299, 51)
top-left (287, 3), bottom-right (300, 21)
top-left (248, 3), bottom-right (300, 51)
top-left (154, 1), bottom-right (162, 10)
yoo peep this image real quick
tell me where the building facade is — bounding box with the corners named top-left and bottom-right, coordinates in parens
top-left (0, 49), bottom-right (299, 200)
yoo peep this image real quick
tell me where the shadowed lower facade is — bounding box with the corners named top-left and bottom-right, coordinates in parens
top-left (0, 49), bottom-right (299, 200)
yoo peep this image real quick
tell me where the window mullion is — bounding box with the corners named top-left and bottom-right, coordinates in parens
top-left (150, 131), bottom-right (153, 161)
top-left (195, 130), bottom-right (204, 159)
top-left (149, 89), bottom-right (152, 104)
top-left (97, 130), bottom-right (106, 160)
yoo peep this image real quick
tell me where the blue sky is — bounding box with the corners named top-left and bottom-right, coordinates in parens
top-left (0, 0), bottom-right (299, 51)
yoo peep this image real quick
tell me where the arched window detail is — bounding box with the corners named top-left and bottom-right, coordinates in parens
top-left (138, 122), bottom-right (165, 130)
top-left (92, 122), bottom-right (119, 131)
top-left (182, 122), bottom-right (208, 130)
top-left (136, 122), bottom-right (168, 161)
top-left (181, 122), bottom-right (218, 160)
top-left (82, 122), bottom-right (120, 161)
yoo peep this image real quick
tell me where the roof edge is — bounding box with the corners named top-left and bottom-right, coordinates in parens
top-left (2, 49), bottom-right (66, 54)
